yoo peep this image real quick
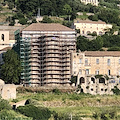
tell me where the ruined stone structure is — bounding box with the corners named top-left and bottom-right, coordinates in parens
top-left (71, 51), bottom-right (120, 94)
top-left (0, 79), bottom-right (16, 99)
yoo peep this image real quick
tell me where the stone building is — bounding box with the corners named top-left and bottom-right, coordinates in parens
top-left (80, 0), bottom-right (99, 6)
top-left (21, 23), bottom-right (76, 87)
top-left (71, 51), bottom-right (120, 94)
top-left (0, 79), bottom-right (16, 100)
top-left (74, 20), bottom-right (112, 36)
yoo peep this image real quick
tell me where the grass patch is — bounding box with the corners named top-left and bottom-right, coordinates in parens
top-left (16, 92), bottom-right (120, 119)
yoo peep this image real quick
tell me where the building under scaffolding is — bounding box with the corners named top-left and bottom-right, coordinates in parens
top-left (21, 23), bottom-right (76, 86)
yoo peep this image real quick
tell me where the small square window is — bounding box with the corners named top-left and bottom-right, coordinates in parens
top-left (85, 58), bottom-right (88, 65)
top-left (107, 59), bottom-right (110, 65)
top-left (119, 59), bottom-right (120, 64)
top-left (79, 58), bottom-right (82, 63)
top-left (96, 59), bottom-right (99, 64)
top-left (86, 69), bottom-right (89, 75)
top-left (91, 88), bottom-right (93, 91)
top-left (95, 70), bottom-right (99, 75)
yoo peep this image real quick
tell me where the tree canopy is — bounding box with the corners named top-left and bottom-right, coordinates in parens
top-left (77, 34), bottom-right (120, 51)
top-left (0, 49), bottom-right (21, 84)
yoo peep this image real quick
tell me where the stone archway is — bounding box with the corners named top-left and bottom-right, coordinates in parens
top-left (99, 31), bottom-right (103, 35)
top-left (79, 77), bottom-right (85, 84)
top-left (93, 31), bottom-right (97, 35)
top-left (91, 77), bottom-right (95, 83)
top-left (86, 31), bottom-right (91, 35)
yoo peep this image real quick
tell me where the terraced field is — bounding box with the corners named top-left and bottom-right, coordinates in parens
top-left (14, 88), bottom-right (120, 119)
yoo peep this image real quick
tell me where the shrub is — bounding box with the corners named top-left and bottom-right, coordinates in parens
top-left (70, 76), bottom-right (77, 85)
top-left (19, 18), bottom-right (28, 25)
top-left (17, 104), bottom-right (51, 120)
top-left (12, 99), bottom-right (19, 103)
top-left (0, 99), bottom-right (11, 111)
top-left (0, 110), bottom-right (32, 120)
top-left (112, 86), bottom-right (120, 95)
top-left (52, 89), bottom-right (61, 94)
top-left (52, 111), bottom-right (81, 120)
top-left (95, 74), bottom-right (103, 79)
top-left (93, 109), bottom-right (117, 120)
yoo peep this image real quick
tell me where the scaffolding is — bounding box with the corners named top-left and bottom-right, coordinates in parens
top-left (20, 37), bottom-right (31, 85)
top-left (21, 24), bottom-right (76, 86)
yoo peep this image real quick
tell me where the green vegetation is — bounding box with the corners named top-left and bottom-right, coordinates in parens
top-left (112, 86), bottom-right (120, 95)
top-left (0, 49), bottom-right (21, 84)
top-left (0, 98), bottom-right (11, 111)
top-left (14, 90), bottom-right (120, 119)
top-left (1, 88), bottom-right (120, 119)
top-left (0, 0), bottom-right (118, 29)
top-left (93, 108), bottom-right (117, 120)
top-left (76, 34), bottom-right (120, 51)
top-left (17, 104), bottom-right (51, 120)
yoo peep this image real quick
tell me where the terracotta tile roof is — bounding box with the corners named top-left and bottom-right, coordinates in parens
top-left (23, 23), bottom-right (74, 31)
top-left (74, 19), bottom-right (106, 24)
top-left (85, 51), bottom-right (120, 57)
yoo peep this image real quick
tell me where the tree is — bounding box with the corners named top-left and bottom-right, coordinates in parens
top-left (63, 4), bottom-right (72, 15)
top-left (41, 16), bottom-right (53, 23)
top-left (19, 18), bottom-right (27, 25)
top-left (0, 49), bottom-right (21, 84)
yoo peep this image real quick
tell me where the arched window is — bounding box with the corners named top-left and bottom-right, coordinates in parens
top-left (1, 34), bottom-right (4, 41)
top-left (91, 77), bottom-right (95, 83)
top-left (93, 31), bottom-right (97, 34)
top-left (82, 30), bottom-right (84, 34)
top-left (99, 31), bottom-right (103, 35)
top-left (86, 31), bottom-right (91, 35)
top-left (79, 77), bottom-right (85, 84)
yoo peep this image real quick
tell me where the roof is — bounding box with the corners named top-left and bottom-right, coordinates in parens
top-left (23, 23), bottom-right (74, 31)
top-left (0, 47), bottom-right (12, 51)
top-left (85, 51), bottom-right (120, 57)
top-left (74, 19), bottom-right (106, 24)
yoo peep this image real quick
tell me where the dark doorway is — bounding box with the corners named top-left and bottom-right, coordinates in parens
top-left (99, 78), bottom-right (105, 84)
top-left (80, 77), bottom-right (85, 84)
top-left (91, 77), bottom-right (95, 83)
top-left (81, 88), bottom-right (84, 93)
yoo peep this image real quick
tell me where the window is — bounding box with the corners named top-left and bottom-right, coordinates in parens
top-left (119, 70), bottom-right (120, 75)
top-left (85, 58), bottom-right (88, 65)
top-left (82, 30), bottom-right (84, 34)
top-left (99, 31), bottom-right (103, 35)
top-left (1, 34), bottom-right (4, 41)
top-left (79, 69), bottom-right (82, 75)
top-left (108, 70), bottom-right (110, 75)
top-left (107, 59), bottom-right (110, 65)
top-left (95, 70), bottom-right (99, 75)
top-left (96, 59), bottom-right (99, 64)
top-left (86, 69), bottom-right (89, 75)
top-left (119, 59), bottom-right (120, 64)
top-left (79, 58), bottom-right (82, 63)
top-left (91, 88), bottom-right (93, 91)
top-left (101, 88), bottom-right (103, 91)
